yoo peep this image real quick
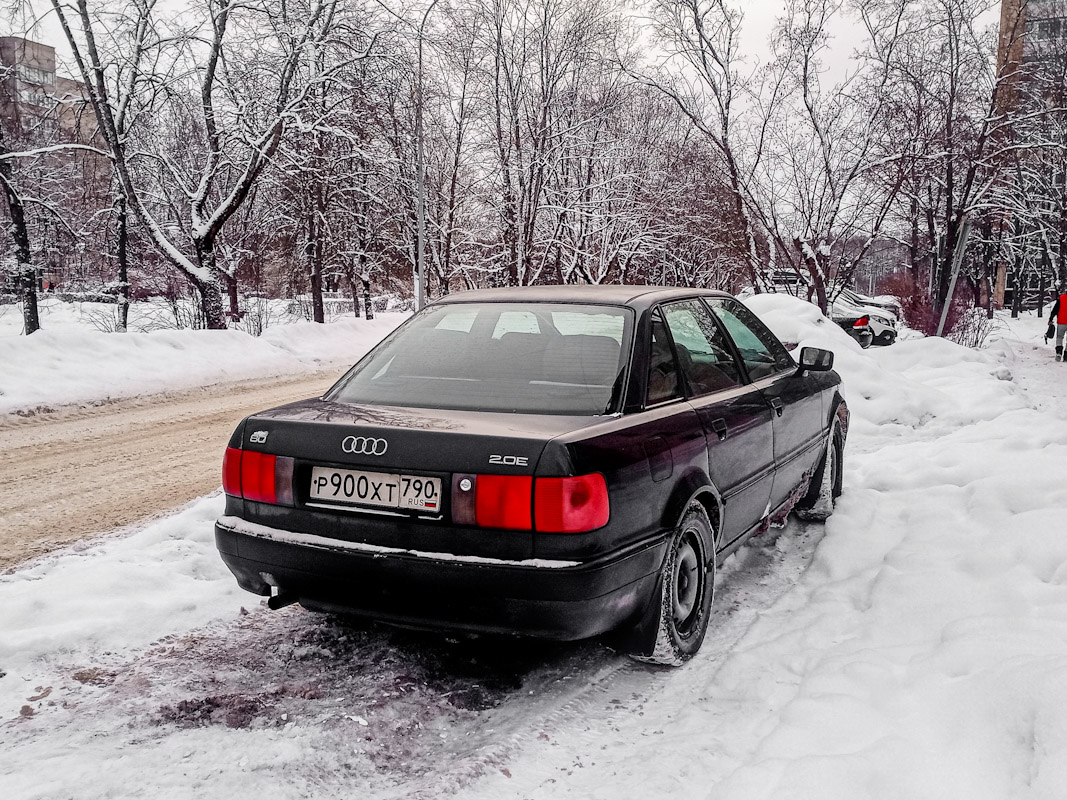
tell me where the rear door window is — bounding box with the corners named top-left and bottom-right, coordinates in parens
top-left (647, 309), bottom-right (683, 406)
top-left (662, 300), bottom-right (743, 396)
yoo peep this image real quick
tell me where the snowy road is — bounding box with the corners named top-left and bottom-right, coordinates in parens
top-left (0, 371), bottom-right (341, 571)
top-left (4, 306), bottom-right (1067, 800)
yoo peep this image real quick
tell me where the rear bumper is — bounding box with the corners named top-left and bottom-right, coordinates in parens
top-left (215, 515), bottom-right (666, 641)
top-left (838, 324), bottom-right (873, 348)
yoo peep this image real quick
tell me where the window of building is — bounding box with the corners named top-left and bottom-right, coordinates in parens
top-left (16, 64), bottom-right (55, 86)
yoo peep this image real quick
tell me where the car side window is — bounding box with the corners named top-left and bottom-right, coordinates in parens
top-left (707, 298), bottom-right (795, 381)
top-left (647, 310), bottom-right (683, 405)
top-left (662, 300), bottom-right (743, 396)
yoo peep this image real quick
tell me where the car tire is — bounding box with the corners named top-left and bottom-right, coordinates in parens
top-left (795, 419), bottom-right (843, 521)
top-left (628, 503), bottom-right (715, 667)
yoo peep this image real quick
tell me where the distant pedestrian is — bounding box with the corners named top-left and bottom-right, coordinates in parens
top-left (1051, 290), bottom-right (1067, 361)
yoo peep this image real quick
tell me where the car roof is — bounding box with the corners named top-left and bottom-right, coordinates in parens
top-left (431, 284), bottom-right (733, 310)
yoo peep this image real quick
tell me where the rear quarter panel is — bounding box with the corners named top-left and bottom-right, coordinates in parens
top-left (532, 404), bottom-right (708, 561)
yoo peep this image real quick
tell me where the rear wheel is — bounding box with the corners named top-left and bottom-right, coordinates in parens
top-left (795, 420), bottom-right (843, 521)
top-left (628, 503), bottom-right (715, 667)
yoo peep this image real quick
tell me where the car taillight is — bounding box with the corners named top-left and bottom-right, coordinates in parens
top-left (452, 473), bottom-right (609, 533)
top-left (853, 316), bottom-right (869, 328)
top-left (475, 475), bottom-right (533, 530)
top-left (223, 447), bottom-right (243, 496)
top-left (242, 451), bottom-right (278, 503)
top-left (535, 474), bottom-right (609, 533)
top-left (222, 446), bottom-right (294, 506)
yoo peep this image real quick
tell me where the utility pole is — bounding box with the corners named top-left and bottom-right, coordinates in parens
top-left (937, 217), bottom-right (974, 337)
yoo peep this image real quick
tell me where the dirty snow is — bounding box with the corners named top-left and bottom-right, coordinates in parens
top-left (3, 298), bottom-right (1067, 800)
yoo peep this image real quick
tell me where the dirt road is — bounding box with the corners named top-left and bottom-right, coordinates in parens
top-left (0, 370), bottom-right (343, 572)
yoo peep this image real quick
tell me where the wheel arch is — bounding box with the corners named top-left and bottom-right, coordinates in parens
top-left (665, 468), bottom-right (724, 555)
top-left (829, 392), bottom-right (850, 440)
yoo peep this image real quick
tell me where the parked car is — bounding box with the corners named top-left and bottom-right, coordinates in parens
top-left (839, 287), bottom-right (903, 320)
top-left (835, 289), bottom-right (900, 346)
top-left (766, 269), bottom-right (809, 296)
top-left (216, 286), bottom-right (849, 666)
top-left (830, 292), bottom-right (898, 347)
top-left (831, 305), bottom-right (875, 348)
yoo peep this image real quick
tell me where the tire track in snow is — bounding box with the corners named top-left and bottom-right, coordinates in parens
top-left (440, 522), bottom-right (828, 798)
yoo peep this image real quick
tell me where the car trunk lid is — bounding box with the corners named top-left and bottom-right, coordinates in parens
top-left (238, 397), bottom-right (597, 476)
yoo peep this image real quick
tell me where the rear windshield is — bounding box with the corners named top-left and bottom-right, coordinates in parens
top-left (328, 302), bottom-right (633, 415)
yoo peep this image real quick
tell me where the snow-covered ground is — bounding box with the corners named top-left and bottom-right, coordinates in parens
top-left (0, 298), bottom-right (404, 416)
top-left (3, 299), bottom-right (1067, 799)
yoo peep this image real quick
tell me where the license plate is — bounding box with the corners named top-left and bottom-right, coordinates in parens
top-left (309, 467), bottom-right (442, 513)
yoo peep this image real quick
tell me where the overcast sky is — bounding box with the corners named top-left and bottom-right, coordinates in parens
top-left (1, 0), bottom-right (856, 74)
top-left (2, 1), bottom-right (998, 90)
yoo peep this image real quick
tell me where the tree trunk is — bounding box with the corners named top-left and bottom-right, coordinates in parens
top-left (224, 272), bottom-right (239, 318)
top-left (362, 274), bottom-right (373, 320)
top-left (193, 240), bottom-right (227, 330)
top-left (793, 237), bottom-right (828, 314)
top-left (346, 268), bottom-right (361, 318)
top-left (198, 276), bottom-right (226, 330)
top-left (908, 196), bottom-right (920, 278)
top-left (15, 252), bottom-right (39, 336)
top-left (0, 159), bottom-right (39, 335)
top-left (308, 203), bottom-right (324, 324)
top-left (938, 216), bottom-right (959, 312)
top-left (1009, 247), bottom-right (1024, 318)
top-left (115, 193), bottom-right (130, 332)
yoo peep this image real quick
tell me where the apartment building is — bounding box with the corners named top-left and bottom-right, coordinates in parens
top-left (0, 37), bottom-right (100, 294)
top-left (993, 1), bottom-right (1067, 306)
top-left (0, 36), bottom-right (92, 138)
top-left (1024, 0), bottom-right (1067, 61)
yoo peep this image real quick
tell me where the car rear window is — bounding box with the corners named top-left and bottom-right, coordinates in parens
top-left (328, 303), bottom-right (633, 415)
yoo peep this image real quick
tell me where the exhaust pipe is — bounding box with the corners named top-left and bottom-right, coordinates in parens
top-left (267, 591), bottom-right (298, 610)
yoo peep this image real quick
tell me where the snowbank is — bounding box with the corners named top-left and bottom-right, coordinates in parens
top-left (0, 495), bottom-right (242, 697)
top-left (747, 294), bottom-right (1030, 436)
top-left (0, 313), bottom-right (405, 416)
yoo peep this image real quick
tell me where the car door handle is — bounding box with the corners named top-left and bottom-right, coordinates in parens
top-left (769, 398), bottom-right (784, 417)
top-left (711, 418), bottom-right (728, 441)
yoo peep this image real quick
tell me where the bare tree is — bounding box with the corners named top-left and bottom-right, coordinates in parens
top-left (0, 51), bottom-right (107, 335)
top-left (744, 0), bottom-right (910, 312)
top-left (636, 0), bottom-right (778, 291)
top-left (999, 0), bottom-right (1067, 293)
top-left (49, 0), bottom-right (373, 328)
top-left (876, 0), bottom-right (1029, 317)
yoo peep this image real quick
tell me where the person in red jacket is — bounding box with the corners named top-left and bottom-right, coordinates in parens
top-left (1051, 291), bottom-right (1067, 360)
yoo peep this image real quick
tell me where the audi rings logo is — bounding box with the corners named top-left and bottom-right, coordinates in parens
top-left (342, 436), bottom-right (388, 456)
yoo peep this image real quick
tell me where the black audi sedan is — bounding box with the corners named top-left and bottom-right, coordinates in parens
top-left (216, 286), bottom-right (848, 665)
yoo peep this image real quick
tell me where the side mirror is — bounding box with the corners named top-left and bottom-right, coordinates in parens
top-left (798, 346), bottom-right (834, 372)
